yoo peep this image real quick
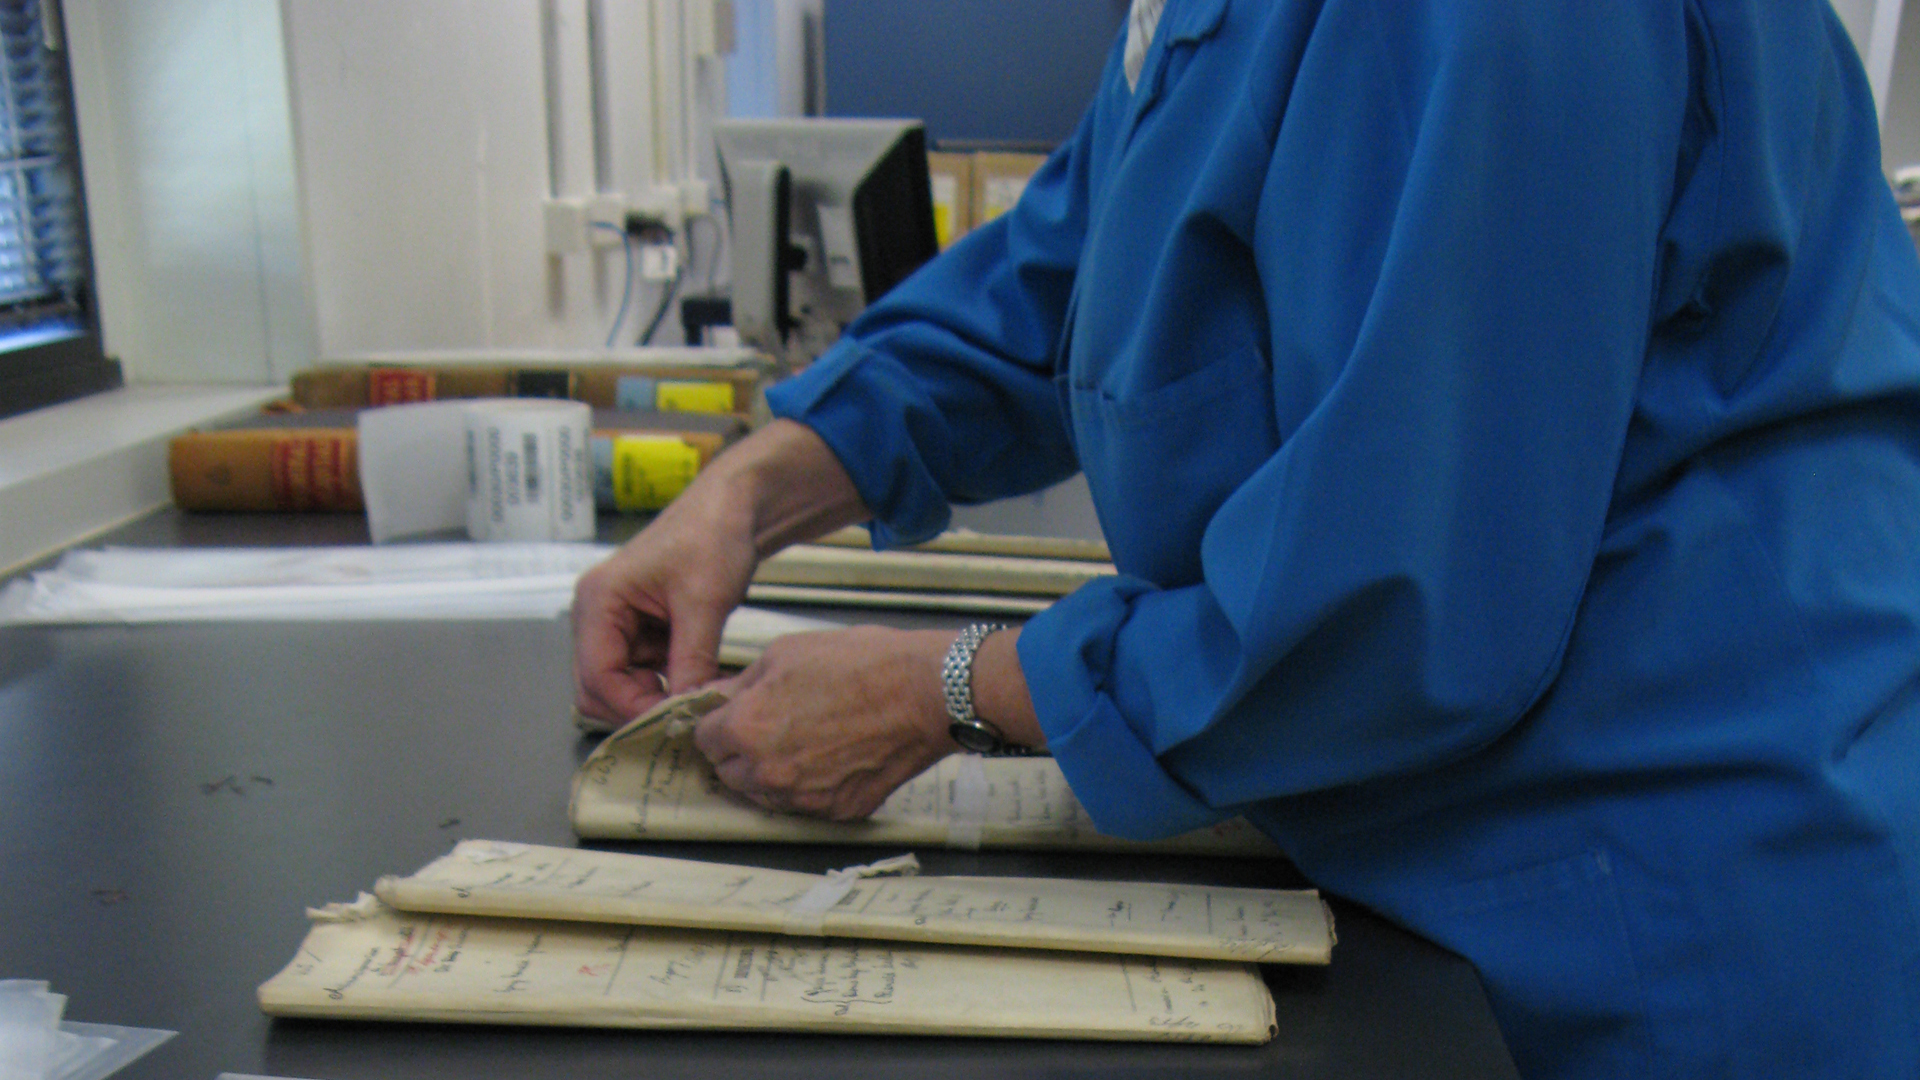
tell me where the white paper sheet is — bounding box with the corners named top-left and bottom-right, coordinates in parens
top-left (0, 545), bottom-right (841, 642)
top-left (357, 401), bottom-right (470, 543)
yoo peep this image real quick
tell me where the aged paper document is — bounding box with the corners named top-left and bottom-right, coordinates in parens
top-left (258, 897), bottom-right (1278, 1043)
top-left (809, 525), bottom-right (1113, 563)
top-left (743, 583), bottom-right (1053, 617)
top-left (752, 544), bottom-right (1114, 596)
top-left (375, 842), bottom-right (1333, 964)
top-left (569, 691), bottom-right (1281, 857)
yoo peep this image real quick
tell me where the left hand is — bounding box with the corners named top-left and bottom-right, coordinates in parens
top-left (693, 626), bottom-right (958, 820)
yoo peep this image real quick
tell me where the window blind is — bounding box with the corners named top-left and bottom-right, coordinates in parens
top-left (0, 0), bottom-right (117, 420)
top-left (0, 0), bottom-right (81, 324)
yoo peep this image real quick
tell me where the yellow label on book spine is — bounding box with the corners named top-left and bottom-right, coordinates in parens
top-left (611, 437), bottom-right (700, 511)
top-left (655, 381), bottom-right (735, 414)
top-left (931, 175), bottom-right (959, 248)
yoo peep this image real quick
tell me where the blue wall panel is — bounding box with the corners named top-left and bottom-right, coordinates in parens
top-left (824, 0), bottom-right (1129, 148)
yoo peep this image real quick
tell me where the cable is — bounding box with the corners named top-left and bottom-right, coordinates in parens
top-left (690, 213), bottom-right (722, 293)
top-left (639, 260), bottom-right (686, 346)
top-left (592, 221), bottom-right (636, 348)
top-left (707, 190), bottom-right (729, 293)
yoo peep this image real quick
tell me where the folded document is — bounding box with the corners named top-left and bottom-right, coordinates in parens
top-left (571, 690), bottom-right (1283, 856)
top-left (376, 840), bottom-right (1334, 964)
top-left (258, 898), bottom-right (1278, 1042)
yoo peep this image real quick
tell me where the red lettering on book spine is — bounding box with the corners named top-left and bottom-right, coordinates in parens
top-left (270, 434), bottom-right (360, 510)
top-left (368, 368), bottom-right (436, 405)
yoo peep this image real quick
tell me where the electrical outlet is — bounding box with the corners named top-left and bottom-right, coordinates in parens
top-left (542, 198), bottom-right (588, 255)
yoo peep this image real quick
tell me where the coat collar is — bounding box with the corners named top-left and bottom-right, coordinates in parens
top-left (1125, 0), bottom-right (1230, 134)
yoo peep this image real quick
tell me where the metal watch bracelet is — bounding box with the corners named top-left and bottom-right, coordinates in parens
top-left (940, 623), bottom-right (1039, 756)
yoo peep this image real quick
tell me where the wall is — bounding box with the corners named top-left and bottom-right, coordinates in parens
top-left (1885, 0), bottom-right (1920, 170)
top-left (282, 0), bottom-right (731, 360)
top-left (281, 0), bottom-right (563, 355)
top-left (64, 0), bottom-right (311, 385)
top-left (728, 0), bottom-right (823, 119)
top-left (66, 0), bottom-right (740, 385)
top-left (55, 0), bottom-right (1920, 389)
top-left (823, 0), bottom-right (1126, 148)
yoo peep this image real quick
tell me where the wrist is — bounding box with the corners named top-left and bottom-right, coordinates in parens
top-left (942, 624), bottom-right (1045, 754)
top-left (712, 420), bottom-right (870, 556)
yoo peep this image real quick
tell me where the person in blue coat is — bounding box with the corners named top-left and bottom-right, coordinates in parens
top-left (574, 1), bottom-right (1920, 1074)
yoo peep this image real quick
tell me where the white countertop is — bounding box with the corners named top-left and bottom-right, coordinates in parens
top-left (0, 383), bottom-right (282, 573)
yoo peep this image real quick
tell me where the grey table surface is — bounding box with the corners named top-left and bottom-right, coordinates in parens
top-left (0, 508), bottom-right (1519, 1079)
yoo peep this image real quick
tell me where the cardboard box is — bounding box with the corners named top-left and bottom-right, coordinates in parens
top-left (927, 151), bottom-right (975, 249)
top-left (971, 152), bottom-right (1049, 228)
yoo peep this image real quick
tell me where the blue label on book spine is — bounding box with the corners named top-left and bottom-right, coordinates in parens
top-left (615, 376), bottom-right (659, 410)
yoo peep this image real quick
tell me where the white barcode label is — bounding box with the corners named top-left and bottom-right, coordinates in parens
top-left (522, 433), bottom-right (542, 502)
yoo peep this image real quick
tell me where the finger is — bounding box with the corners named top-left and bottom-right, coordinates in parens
top-left (575, 668), bottom-right (670, 725)
top-left (664, 599), bottom-right (729, 694)
top-left (708, 750), bottom-right (777, 811)
top-left (571, 572), bottom-right (673, 722)
top-left (691, 701), bottom-right (740, 764)
top-left (573, 621), bottom-right (669, 722)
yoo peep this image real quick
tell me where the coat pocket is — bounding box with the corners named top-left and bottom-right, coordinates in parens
top-left (1061, 343), bottom-right (1278, 585)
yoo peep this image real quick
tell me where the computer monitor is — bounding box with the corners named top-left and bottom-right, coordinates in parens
top-left (714, 118), bottom-right (938, 364)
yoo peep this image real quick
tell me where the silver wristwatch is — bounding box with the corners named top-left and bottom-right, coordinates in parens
top-left (941, 623), bottom-right (1038, 756)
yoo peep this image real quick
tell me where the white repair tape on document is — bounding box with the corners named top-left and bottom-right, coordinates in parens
top-left (456, 841), bottom-right (531, 864)
top-left (946, 753), bottom-right (990, 850)
top-left (780, 853), bottom-right (921, 938)
top-left (464, 399), bottom-right (595, 543)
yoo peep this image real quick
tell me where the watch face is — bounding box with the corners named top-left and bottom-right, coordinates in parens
top-left (948, 721), bottom-right (1000, 755)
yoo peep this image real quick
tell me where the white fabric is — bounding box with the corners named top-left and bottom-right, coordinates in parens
top-left (1124, 0), bottom-right (1168, 91)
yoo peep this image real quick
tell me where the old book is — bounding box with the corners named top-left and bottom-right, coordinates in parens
top-left (570, 691), bottom-right (1282, 858)
top-left (169, 410), bottom-right (740, 513)
top-left (926, 151), bottom-right (975, 248)
top-left (257, 895), bottom-right (1278, 1043)
top-left (376, 841), bottom-right (1333, 965)
top-left (168, 428), bottom-right (363, 512)
top-left (971, 151), bottom-right (1049, 226)
top-left (210, 405), bottom-right (746, 442)
top-left (290, 359), bottom-right (765, 418)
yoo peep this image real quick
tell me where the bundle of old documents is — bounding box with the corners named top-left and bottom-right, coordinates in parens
top-left (261, 692), bottom-right (1330, 1042)
top-left (259, 841), bottom-right (1331, 1043)
top-left (570, 690), bottom-right (1282, 856)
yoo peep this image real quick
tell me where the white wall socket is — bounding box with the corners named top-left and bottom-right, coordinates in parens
top-left (542, 198), bottom-right (588, 255)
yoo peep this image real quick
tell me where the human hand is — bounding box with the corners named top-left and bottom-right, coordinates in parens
top-left (571, 420), bottom-right (874, 728)
top-left (570, 487), bottom-right (759, 724)
top-left (693, 626), bottom-right (959, 820)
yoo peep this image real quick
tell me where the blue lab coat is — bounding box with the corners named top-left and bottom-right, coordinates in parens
top-left (766, 1), bottom-right (1920, 1075)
